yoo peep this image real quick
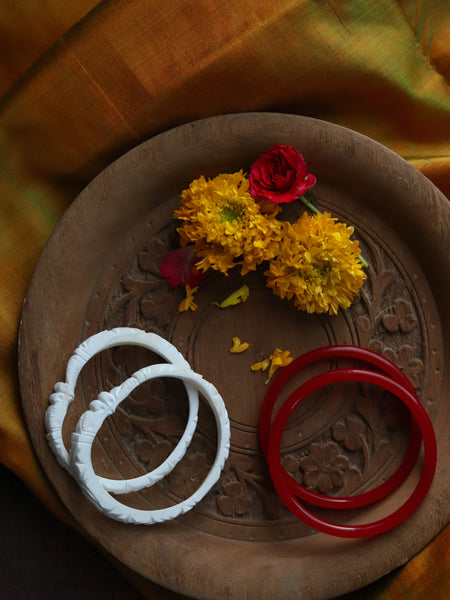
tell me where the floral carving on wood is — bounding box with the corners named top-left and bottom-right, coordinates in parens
top-left (298, 442), bottom-right (350, 494)
top-left (353, 237), bottom-right (424, 389)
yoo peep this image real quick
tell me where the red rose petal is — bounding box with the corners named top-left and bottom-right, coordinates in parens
top-left (160, 246), bottom-right (205, 287)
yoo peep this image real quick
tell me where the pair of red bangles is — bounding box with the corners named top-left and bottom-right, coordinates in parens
top-left (259, 345), bottom-right (437, 538)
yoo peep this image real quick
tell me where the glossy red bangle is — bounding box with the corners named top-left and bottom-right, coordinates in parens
top-left (267, 368), bottom-right (437, 538)
top-left (260, 345), bottom-right (422, 509)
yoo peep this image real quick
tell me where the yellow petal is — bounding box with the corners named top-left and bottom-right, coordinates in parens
top-left (266, 348), bottom-right (293, 383)
top-left (250, 358), bottom-right (270, 372)
top-left (230, 337), bottom-right (250, 353)
top-left (214, 284), bottom-right (249, 308)
top-left (178, 285), bottom-right (199, 312)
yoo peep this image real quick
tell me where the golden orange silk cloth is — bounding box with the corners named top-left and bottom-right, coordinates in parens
top-left (1, 1), bottom-right (449, 599)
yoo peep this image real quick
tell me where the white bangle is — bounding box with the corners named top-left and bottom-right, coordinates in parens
top-left (45, 328), bottom-right (199, 494)
top-left (69, 363), bottom-right (230, 524)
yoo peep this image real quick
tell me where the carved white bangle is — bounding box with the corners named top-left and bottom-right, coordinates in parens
top-left (69, 363), bottom-right (230, 524)
top-left (45, 327), bottom-right (199, 494)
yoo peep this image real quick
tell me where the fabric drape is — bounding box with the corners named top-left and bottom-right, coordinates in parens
top-left (1, 1), bottom-right (449, 598)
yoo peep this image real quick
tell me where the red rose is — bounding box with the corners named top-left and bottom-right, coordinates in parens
top-left (160, 245), bottom-right (205, 287)
top-left (249, 144), bottom-right (316, 204)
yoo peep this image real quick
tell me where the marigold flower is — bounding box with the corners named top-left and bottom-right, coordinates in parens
top-left (265, 212), bottom-right (366, 315)
top-left (175, 171), bottom-right (282, 276)
top-left (178, 285), bottom-right (199, 312)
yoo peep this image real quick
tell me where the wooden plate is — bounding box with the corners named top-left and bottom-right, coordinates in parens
top-left (18, 113), bottom-right (450, 600)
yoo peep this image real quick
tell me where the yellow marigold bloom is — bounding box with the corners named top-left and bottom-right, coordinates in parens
top-left (265, 212), bottom-right (366, 315)
top-left (229, 337), bottom-right (249, 353)
top-left (178, 285), bottom-right (199, 312)
top-left (174, 171), bottom-right (282, 276)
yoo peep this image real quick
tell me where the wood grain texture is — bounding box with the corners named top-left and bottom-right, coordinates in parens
top-left (18, 113), bottom-right (450, 600)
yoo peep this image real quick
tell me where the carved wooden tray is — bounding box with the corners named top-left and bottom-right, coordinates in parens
top-left (18, 113), bottom-right (450, 600)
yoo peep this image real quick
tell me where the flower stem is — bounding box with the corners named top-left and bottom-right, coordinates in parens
top-left (359, 253), bottom-right (369, 269)
top-left (300, 195), bottom-right (322, 215)
top-left (300, 195), bottom-right (369, 269)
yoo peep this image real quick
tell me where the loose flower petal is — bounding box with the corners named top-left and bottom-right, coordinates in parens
top-left (178, 285), bottom-right (199, 312)
top-left (251, 358), bottom-right (270, 372)
top-left (230, 337), bottom-right (250, 353)
top-left (266, 348), bottom-right (293, 382)
top-left (214, 284), bottom-right (250, 308)
top-left (250, 348), bottom-right (293, 382)
top-left (160, 246), bottom-right (205, 287)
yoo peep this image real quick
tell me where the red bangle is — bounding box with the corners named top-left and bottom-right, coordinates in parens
top-left (260, 346), bottom-right (422, 509)
top-left (267, 368), bottom-right (437, 538)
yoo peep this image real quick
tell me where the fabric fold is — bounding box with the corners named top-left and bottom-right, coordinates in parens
top-left (1, 1), bottom-right (448, 599)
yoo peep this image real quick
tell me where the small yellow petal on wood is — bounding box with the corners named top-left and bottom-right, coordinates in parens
top-left (178, 285), bottom-right (199, 312)
top-left (214, 284), bottom-right (249, 308)
top-left (251, 348), bottom-right (293, 382)
top-left (266, 348), bottom-right (293, 383)
top-left (230, 337), bottom-right (250, 353)
top-left (250, 358), bottom-right (270, 372)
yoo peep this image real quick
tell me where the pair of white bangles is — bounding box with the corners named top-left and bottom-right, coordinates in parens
top-left (45, 327), bottom-right (230, 525)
